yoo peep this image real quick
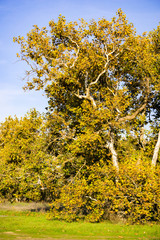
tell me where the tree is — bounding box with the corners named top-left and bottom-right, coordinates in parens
top-left (13, 9), bottom-right (159, 172)
top-left (1, 10), bottom-right (158, 222)
top-left (0, 110), bottom-right (55, 201)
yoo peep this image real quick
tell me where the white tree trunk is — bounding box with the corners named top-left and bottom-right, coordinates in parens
top-left (108, 134), bottom-right (119, 172)
top-left (151, 130), bottom-right (160, 167)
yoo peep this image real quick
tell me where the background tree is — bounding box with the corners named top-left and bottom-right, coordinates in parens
top-left (0, 110), bottom-right (56, 201)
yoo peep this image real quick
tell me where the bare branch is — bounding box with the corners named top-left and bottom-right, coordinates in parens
top-left (22, 57), bottom-right (37, 71)
top-left (89, 64), bottom-right (108, 87)
top-left (45, 56), bottom-right (68, 68)
top-left (75, 42), bottom-right (118, 109)
top-left (118, 102), bottom-right (147, 123)
top-left (67, 36), bottom-right (80, 68)
top-left (74, 88), bottom-right (97, 108)
top-left (85, 196), bottom-right (98, 202)
top-left (89, 44), bottom-right (116, 87)
top-left (104, 43), bottom-right (116, 58)
top-left (107, 86), bottom-right (115, 96)
top-left (46, 36), bottom-right (80, 69)
top-left (67, 36), bottom-right (79, 49)
top-left (45, 39), bottom-right (79, 69)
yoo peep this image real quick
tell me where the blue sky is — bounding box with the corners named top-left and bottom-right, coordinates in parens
top-left (0, 0), bottom-right (160, 122)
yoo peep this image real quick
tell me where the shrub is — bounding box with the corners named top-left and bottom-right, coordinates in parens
top-left (49, 160), bottom-right (160, 223)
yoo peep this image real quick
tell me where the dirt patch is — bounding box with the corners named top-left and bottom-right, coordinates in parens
top-left (3, 231), bottom-right (18, 235)
top-left (1, 235), bottom-right (110, 240)
top-left (0, 202), bottom-right (50, 212)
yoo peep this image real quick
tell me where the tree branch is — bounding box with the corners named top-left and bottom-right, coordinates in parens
top-left (89, 62), bottom-right (108, 87)
top-left (44, 37), bottom-right (80, 69)
top-left (85, 196), bottom-right (98, 202)
top-left (118, 78), bottom-right (150, 123)
top-left (74, 88), bottom-right (97, 108)
top-left (67, 36), bottom-right (80, 68)
top-left (118, 102), bottom-right (148, 123)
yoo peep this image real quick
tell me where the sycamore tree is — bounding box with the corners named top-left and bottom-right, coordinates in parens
top-left (13, 9), bottom-right (159, 172)
top-left (7, 9), bottom-right (160, 223)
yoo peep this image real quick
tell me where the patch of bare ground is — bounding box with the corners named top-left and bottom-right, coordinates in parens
top-left (0, 201), bottom-right (50, 212)
top-left (1, 234), bottom-right (118, 240)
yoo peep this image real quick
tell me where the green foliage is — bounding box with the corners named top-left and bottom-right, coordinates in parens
top-left (49, 160), bottom-right (160, 224)
top-left (0, 10), bottom-right (159, 224)
top-left (13, 9), bottom-right (160, 172)
top-left (0, 110), bottom-right (55, 202)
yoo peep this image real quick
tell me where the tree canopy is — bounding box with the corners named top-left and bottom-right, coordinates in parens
top-left (13, 9), bottom-right (160, 169)
top-left (1, 9), bottom-right (159, 223)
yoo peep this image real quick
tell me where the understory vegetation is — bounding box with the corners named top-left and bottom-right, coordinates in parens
top-left (0, 9), bottom-right (160, 224)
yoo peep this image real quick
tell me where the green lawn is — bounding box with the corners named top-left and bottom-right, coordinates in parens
top-left (0, 210), bottom-right (159, 239)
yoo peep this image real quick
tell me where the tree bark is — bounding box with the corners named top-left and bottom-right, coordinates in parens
top-left (139, 110), bottom-right (146, 150)
top-left (151, 130), bottom-right (160, 167)
top-left (107, 133), bottom-right (119, 172)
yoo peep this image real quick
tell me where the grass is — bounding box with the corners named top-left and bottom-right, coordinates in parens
top-left (0, 207), bottom-right (159, 239)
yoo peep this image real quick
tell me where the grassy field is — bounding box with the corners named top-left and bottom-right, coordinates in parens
top-left (0, 203), bottom-right (159, 240)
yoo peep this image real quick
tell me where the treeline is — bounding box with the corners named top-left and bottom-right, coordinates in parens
top-left (1, 9), bottom-right (160, 223)
top-left (0, 109), bottom-right (159, 223)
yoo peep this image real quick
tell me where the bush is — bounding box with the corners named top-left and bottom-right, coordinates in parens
top-left (49, 160), bottom-right (160, 223)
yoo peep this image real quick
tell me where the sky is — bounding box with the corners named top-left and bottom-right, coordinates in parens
top-left (0, 0), bottom-right (160, 122)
